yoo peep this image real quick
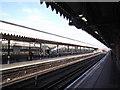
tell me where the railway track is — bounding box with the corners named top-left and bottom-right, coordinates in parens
top-left (2, 52), bottom-right (106, 89)
top-left (39, 53), bottom-right (105, 90)
top-left (1, 52), bottom-right (99, 88)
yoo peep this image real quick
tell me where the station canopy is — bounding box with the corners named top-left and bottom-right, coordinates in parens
top-left (40, 1), bottom-right (120, 48)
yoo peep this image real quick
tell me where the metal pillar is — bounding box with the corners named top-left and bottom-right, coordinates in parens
top-left (75, 46), bottom-right (77, 53)
top-left (115, 42), bottom-right (120, 61)
top-left (86, 47), bottom-right (87, 52)
top-left (65, 45), bottom-right (67, 52)
top-left (57, 44), bottom-right (59, 56)
top-left (72, 46), bottom-right (74, 54)
top-left (40, 43), bottom-right (42, 59)
top-left (73, 46), bottom-right (75, 53)
top-left (29, 42), bottom-right (31, 60)
top-left (67, 45), bottom-right (69, 52)
top-left (83, 47), bottom-right (85, 53)
top-left (76, 46), bottom-right (78, 53)
top-left (7, 39), bottom-right (10, 64)
top-left (89, 48), bottom-right (91, 52)
top-left (43, 43), bottom-right (46, 57)
top-left (0, 37), bottom-right (2, 64)
top-left (79, 47), bottom-right (81, 53)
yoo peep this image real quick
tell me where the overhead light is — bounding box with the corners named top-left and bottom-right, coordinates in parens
top-left (79, 14), bottom-right (83, 17)
top-left (101, 37), bottom-right (103, 39)
top-left (69, 20), bottom-right (73, 26)
top-left (94, 31), bottom-right (99, 35)
top-left (103, 40), bottom-right (105, 42)
top-left (110, 43), bottom-right (115, 46)
top-left (81, 17), bottom-right (87, 22)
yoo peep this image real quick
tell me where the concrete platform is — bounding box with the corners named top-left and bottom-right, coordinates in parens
top-left (66, 51), bottom-right (120, 89)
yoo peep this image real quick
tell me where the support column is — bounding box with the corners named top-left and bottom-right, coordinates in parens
top-left (83, 47), bottom-right (85, 53)
top-left (7, 39), bottom-right (10, 64)
top-left (29, 42), bottom-right (31, 60)
top-left (89, 48), bottom-right (91, 53)
top-left (57, 44), bottom-right (59, 56)
top-left (71, 46), bottom-right (73, 54)
top-left (84, 47), bottom-right (86, 52)
top-left (0, 37), bottom-right (2, 64)
top-left (86, 47), bottom-right (88, 53)
top-left (75, 46), bottom-right (77, 53)
top-left (39, 43), bottom-right (42, 59)
top-left (75, 46), bottom-right (78, 53)
top-left (43, 43), bottom-right (46, 57)
top-left (74, 46), bottom-right (76, 53)
top-left (67, 45), bottom-right (69, 53)
top-left (79, 47), bottom-right (81, 53)
top-left (115, 42), bottom-right (120, 61)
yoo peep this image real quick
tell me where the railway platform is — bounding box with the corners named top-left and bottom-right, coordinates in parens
top-left (1, 52), bottom-right (101, 88)
top-left (66, 51), bottom-right (120, 89)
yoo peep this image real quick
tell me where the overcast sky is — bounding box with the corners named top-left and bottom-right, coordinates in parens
top-left (0, 1), bottom-right (107, 49)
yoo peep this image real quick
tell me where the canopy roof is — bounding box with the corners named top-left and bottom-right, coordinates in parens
top-left (40, 1), bottom-right (120, 48)
top-left (0, 20), bottom-right (97, 49)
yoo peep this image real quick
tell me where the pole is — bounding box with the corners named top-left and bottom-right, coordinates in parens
top-left (40, 43), bottom-right (42, 59)
top-left (57, 44), bottom-right (59, 56)
top-left (7, 40), bottom-right (10, 64)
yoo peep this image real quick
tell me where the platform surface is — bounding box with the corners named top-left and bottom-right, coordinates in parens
top-left (1, 52), bottom-right (97, 71)
top-left (66, 51), bottom-right (120, 89)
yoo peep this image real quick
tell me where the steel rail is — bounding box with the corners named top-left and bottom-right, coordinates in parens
top-left (2, 53), bottom-right (105, 89)
top-left (40, 54), bottom-right (105, 89)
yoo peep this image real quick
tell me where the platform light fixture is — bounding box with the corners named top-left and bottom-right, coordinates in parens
top-left (94, 31), bottom-right (99, 35)
top-left (81, 17), bottom-right (87, 22)
top-left (79, 14), bottom-right (83, 17)
top-left (103, 40), bottom-right (106, 42)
